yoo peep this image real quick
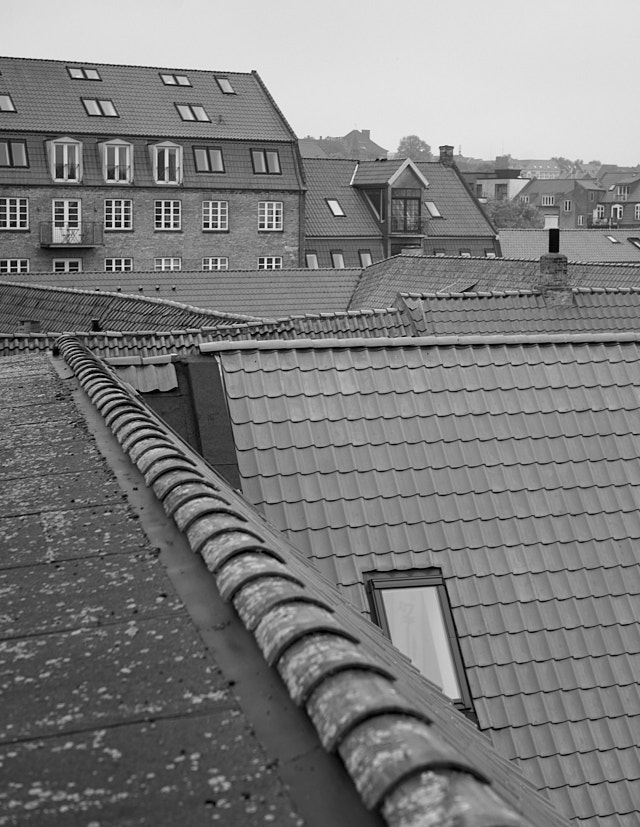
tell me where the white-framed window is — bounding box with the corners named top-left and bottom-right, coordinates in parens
top-left (520, 195), bottom-right (529, 204)
top-left (611, 204), bottom-right (624, 220)
top-left (305, 252), bottom-right (319, 269)
top-left (154, 257), bottom-right (181, 271)
top-left (251, 148), bottom-right (281, 174)
top-left (202, 257), bottom-right (229, 270)
top-left (258, 256), bottom-right (282, 270)
top-left (0, 258), bottom-right (29, 274)
top-left (105, 258), bottom-right (133, 271)
top-left (0, 197), bottom-right (28, 230)
top-left (53, 259), bottom-right (82, 272)
top-left (563, 200), bottom-right (572, 212)
top-left (541, 195), bottom-right (555, 206)
top-left (193, 147), bottom-right (224, 173)
top-left (52, 199), bottom-right (81, 244)
top-left (104, 199), bottom-right (132, 231)
top-left (0, 140), bottom-right (28, 168)
top-left (359, 250), bottom-right (373, 267)
top-left (152, 142), bottom-right (182, 184)
top-left (100, 140), bottom-right (132, 183)
top-left (617, 185), bottom-right (629, 201)
top-left (596, 204), bottom-right (605, 219)
top-left (635, 204), bottom-right (640, 221)
top-left (331, 251), bottom-right (345, 268)
top-left (155, 200), bottom-right (181, 230)
top-left (202, 201), bottom-right (228, 231)
top-left (48, 137), bottom-right (82, 182)
top-left (578, 215), bottom-right (584, 226)
top-left (258, 201), bottom-right (283, 231)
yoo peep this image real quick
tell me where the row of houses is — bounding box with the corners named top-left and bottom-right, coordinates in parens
top-left (0, 56), bottom-right (499, 276)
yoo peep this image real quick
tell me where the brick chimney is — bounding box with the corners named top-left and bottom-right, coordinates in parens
top-left (533, 229), bottom-right (572, 305)
top-left (439, 145), bottom-right (454, 167)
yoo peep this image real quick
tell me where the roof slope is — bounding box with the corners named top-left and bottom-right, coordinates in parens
top-left (215, 336), bottom-right (640, 827)
top-left (415, 162), bottom-right (498, 237)
top-left (303, 159), bottom-right (382, 237)
top-left (349, 256), bottom-right (640, 308)
top-left (0, 56), bottom-right (295, 141)
top-left (499, 230), bottom-right (640, 262)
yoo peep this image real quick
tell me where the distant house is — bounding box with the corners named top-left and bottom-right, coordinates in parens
top-left (598, 174), bottom-right (640, 229)
top-left (299, 129), bottom-right (388, 160)
top-left (517, 179), bottom-right (607, 229)
top-left (514, 158), bottom-right (562, 179)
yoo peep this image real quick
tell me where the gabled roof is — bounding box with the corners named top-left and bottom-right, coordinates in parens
top-left (0, 56), bottom-right (296, 141)
top-left (211, 334), bottom-right (640, 827)
top-left (351, 158), bottom-right (429, 188)
top-left (499, 230), bottom-right (640, 262)
top-left (0, 269), bottom-right (361, 317)
top-left (415, 162), bottom-right (499, 237)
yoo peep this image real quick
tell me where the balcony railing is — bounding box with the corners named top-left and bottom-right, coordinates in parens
top-left (390, 217), bottom-right (428, 235)
top-left (40, 222), bottom-right (104, 247)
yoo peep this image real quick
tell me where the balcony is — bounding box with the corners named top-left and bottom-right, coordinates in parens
top-left (390, 217), bottom-right (428, 235)
top-left (40, 222), bottom-right (104, 248)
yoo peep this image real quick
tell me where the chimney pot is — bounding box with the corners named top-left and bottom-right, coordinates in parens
top-left (439, 145), bottom-right (454, 167)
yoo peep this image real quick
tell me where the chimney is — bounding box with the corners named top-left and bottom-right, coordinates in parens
top-left (534, 230), bottom-right (572, 305)
top-left (439, 145), bottom-right (454, 167)
top-left (362, 129), bottom-right (370, 140)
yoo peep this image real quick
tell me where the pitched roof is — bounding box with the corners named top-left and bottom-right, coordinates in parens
top-left (415, 162), bottom-right (498, 237)
top-left (211, 334), bottom-right (640, 827)
top-left (349, 255), bottom-right (640, 308)
top-left (499, 230), bottom-right (640, 262)
top-left (0, 342), bottom-right (565, 827)
top-left (0, 56), bottom-right (295, 141)
top-left (0, 269), bottom-right (361, 317)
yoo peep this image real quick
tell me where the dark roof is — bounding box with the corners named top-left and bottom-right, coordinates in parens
top-left (303, 159), bottom-right (383, 237)
top-left (0, 342), bottom-right (564, 826)
top-left (499, 230), bottom-right (640, 262)
top-left (349, 255), bottom-right (640, 308)
top-left (211, 334), bottom-right (640, 827)
top-left (0, 56), bottom-right (295, 141)
top-left (0, 269), bottom-right (361, 317)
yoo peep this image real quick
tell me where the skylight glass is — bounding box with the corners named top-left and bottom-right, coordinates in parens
top-left (0, 94), bottom-right (16, 112)
top-left (424, 200), bottom-right (442, 217)
top-left (68, 67), bottom-right (101, 80)
top-left (161, 73), bottom-right (191, 86)
top-left (176, 104), bottom-right (210, 122)
top-left (216, 77), bottom-right (235, 94)
top-left (82, 98), bottom-right (118, 117)
top-left (327, 199), bottom-right (345, 217)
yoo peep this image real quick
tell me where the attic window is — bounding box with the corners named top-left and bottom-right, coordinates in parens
top-left (251, 148), bottom-right (281, 175)
top-left (176, 104), bottom-right (210, 122)
top-left (628, 238), bottom-right (640, 250)
top-left (67, 66), bottom-right (101, 80)
top-left (216, 77), bottom-right (235, 94)
top-left (606, 235), bottom-right (621, 243)
top-left (161, 73), bottom-right (191, 86)
top-left (82, 98), bottom-right (118, 117)
top-left (0, 94), bottom-right (16, 112)
top-left (424, 201), bottom-right (442, 218)
top-left (327, 199), bottom-right (346, 217)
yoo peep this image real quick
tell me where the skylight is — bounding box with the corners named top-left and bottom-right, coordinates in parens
top-left (161, 73), bottom-right (191, 86)
top-left (424, 201), bottom-right (442, 218)
top-left (82, 98), bottom-right (118, 117)
top-left (628, 238), bottom-right (640, 250)
top-left (327, 199), bottom-right (346, 217)
top-left (68, 66), bottom-right (101, 80)
top-left (0, 94), bottom-right (16, 112)
top-left (216, 77), bottom-right (235, 94)
top-left (176, 104), bottom-right (210, 122)
top-left (606, 235), bottom-right (621, 244)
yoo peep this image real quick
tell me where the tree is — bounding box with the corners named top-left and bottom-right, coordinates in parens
top-left (396, 135), bottom-right (432, 161)
top-left (483, 199), bottom-right (545, 229)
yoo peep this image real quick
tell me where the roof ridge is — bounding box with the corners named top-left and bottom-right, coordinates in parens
top-left (0, 54), bottom-right (256, 76)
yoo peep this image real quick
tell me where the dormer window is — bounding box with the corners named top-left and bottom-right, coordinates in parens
top-left (48, 137), bottom-right (82, 182)
top-left (82, 98), bottom-right (118, 117)
top-left (617, 185), bottom-right (630, 201)
top-left (99, 140), bottom-right (133, 183)
top-left (151, 142), bottom-right (182, 185)
top-left (326, 199), bottom-right (345, 217)
top-left (68, 66), bottom-right (101, 80)
top-left (0, 94), bottom-right (16, 112)
top-left (175, 104), bottom-right (210, 122)
top-left (216, 77), bottom-right (236, 94)
top-left (160, 73), bottom-right (191, 86)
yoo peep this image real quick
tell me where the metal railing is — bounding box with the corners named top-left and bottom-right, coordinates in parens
top-left (39, 222), bottom-right (104, 247)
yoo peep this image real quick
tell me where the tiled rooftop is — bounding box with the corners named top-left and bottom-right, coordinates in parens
top-left (415, 162), bottom-right (499, 237)
top-left (498, 230), bottom-right (640, 262)
top-left (213, 335), bottom-right (640, 827)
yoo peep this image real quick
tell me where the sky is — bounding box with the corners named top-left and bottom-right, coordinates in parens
top-left (3, 0), bottom-right (639, 166)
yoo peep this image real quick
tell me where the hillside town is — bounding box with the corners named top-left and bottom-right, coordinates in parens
top-left (1, 55), bottom-right (639, 827)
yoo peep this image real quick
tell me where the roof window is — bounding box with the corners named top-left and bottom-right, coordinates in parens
top-left (67, 66), bottom-right (101, 80)
top-left (82, 98), bottom-right (118, 117)
top-left (0, 94), bottom-right (16, 112)
top-left (176, 104), bottom-right (210, 122)
top-left (160, 73), bottom-right (191, 86)
top-left (216, 77), bottom-right (236, 94)
top-left (606, 235), bottom-right (621, 243)
top-left (628, 238), bottom-right (640, 250)
top-left (251, 148), bottom-right (281, 175)
top-left (327, 199), bottom-right (346, 217)
top-left (424, 200), bottom-right (442, 218)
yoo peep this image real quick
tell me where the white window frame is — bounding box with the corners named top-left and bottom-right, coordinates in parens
top-left (0, 258), bottom-right (29, 274)
top-left (48, 137), bottom-right (82, 182)
top-left (258, 201), bottom-right (283, 231)
top-left (155, 200), bottom-right (181, 231)
top-left (611, 204), bottom-right (623, 220)
top-left (202, 201), bottom-right (228, 231)
top-left (635, 204), bottom-right (640, 222)
top-left (258, 256), bottom-right (282, 270)
top-left (100, 140), bottom-right (132, 183)
top-left (52, 199), bottom-right (81, 244)
top-left (104, 199), bottom-right (132, 231)
top-left (331, 251), bottom-right (345, 268)
top-left (563, 200), bottom-right (572, 212)
top-left (151, 142), bottom-right (182, 185)
top-left (541, 195), bottom-right (555, 207)
top-left (53, 259), bottom-right (82, 273)
top-left (105, 258), bottom-right (133, 272)
top-left (578, 215), bottom-right (584, 226)
top-left (154, 257), bottom-right (181, 271)
top-left (617, 185), bottom-right (629, 201)
top-left (359, 250), bottom-right (373, 267)
top-left (0, 197), bottom-right (29, 230)
top-left (596, 204), bottom-right (605, 219)
top-left (202, 257), bottom-right (229, 270)
top-left (305, 252), bottom-right (319, 269)
top-left (520, 195), bottom-right (529, 204)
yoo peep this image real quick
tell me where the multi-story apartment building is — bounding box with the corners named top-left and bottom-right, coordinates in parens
top-left (0, 57), bottom-right (305, 275)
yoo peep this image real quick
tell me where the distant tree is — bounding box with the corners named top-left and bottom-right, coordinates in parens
top-left (396, 135), bottom-right (432, 161)
top-left (483, 199), bottom-right (545, 229)
top-left (552, 156), bottom-right (574, 175)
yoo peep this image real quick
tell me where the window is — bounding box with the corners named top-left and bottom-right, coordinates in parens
top-left (52, 199), bottom-right (81, 244)
top-left (155, 200), bottom-right (181, 230)
top-left (258, 201), bottom-right (283, 231)
top-left (391, 189), bottom-right (421, 233)
top-left (82, 98), bottom-right (118, 117)
top-left (635, 204), bottom-right (640, 222)
top-left (611, 205), bottom-right (624, 220)
top-left (589, 191), bottom-right (596, 201)
top-left (49, 139), bottom-right (82, 182)
top-left (359, 250), bottom-right (373, 267)
top-left (258, 256), bottom-right (282, 270)
top-left (485, 250), bottom-right (497, 258)
top-left (0, 140), bottom-right (28, 167)
top-left (563, 200), bottom-right (572, 212)
top-left (104, 199), bottom-right (132, 231)
top-left (326, 199), bottom-right (345, 217)
top-left (424, 201), bottom-right (442, 218)
top-left (202, 257), bottom-right (229, 270)
top-left (53, 259), bottom-right (82, 273)
top-left (628, 238), bottom-right (640, 250)
top-left (67, 66), bottom-right (101, 80)
top-left (216, 77), bottom-right (236, 94)
top-left (578, 215), bottom-right (584, 226)
top-left (105, 258), bottom-right (132, 271)
top-left (0, 198), bottom-right (28, 230)
top-left (596, 204), bottom-right (605, 219)
top-left (251, 148), bottom-right (281, 174)
top-left (541, 195), bottom-right (555, 206)
top-left (100, 141), bottom-right (132, 183)
top-left (176, 103), bottom-right (210, 122)
top-left (365, 569), bottom-right (472, 709)
top-left (434, 249), bottom-right (446, 257)
top-left (459, 249), bottom-right (471, 257)
top-left (519, 195), bottom-right (529, 204)
top-left (193, 147), bottom-right (224, 173)
top-left (0, 94), bottom-right (16, 112)
top-left (152, 143), bottom-right (182, 184)
top-left (160, 73), bottom-right (191, 86)
top-left (331, 251), bottom-right (345, 268)
top-left (0, 259), bottom-right (29, 274)
top-left (305, 252), bottom-right (319, 269)
top-left (155, 257), bottom-right (181, 271)
top-left (617, 185), bottom-right (630, 201)
top-left (202, 200), bottom-right (228, 231)
top-left (606, 235), bottom-right (621, 243)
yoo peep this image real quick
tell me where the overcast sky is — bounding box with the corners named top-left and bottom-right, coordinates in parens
top-left (4, 0), bottom-right (638, 165)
